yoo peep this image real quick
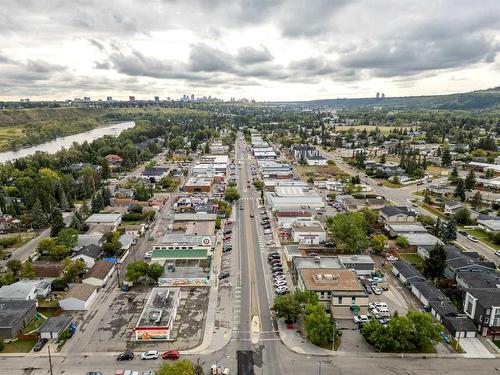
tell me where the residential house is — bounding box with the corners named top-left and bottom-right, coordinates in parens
top-left (410, 281), bottom-right (448, 308)
top-left (443, 200), bottom-right (463, 215)
top-left (464, 288), bottom-right (500, 336)
top-left (33, 261), bottom-right (64, 279)
top-left (0, 280), bottom-right (51, 300)
top-left (71, 244), bottom-right (102, 268)
top-left (82, 260), bottom-right (115, 288)
top-left (477, 215), bottom-right (500, 233)
top-left (456, 271), bottom-right (500, 290)
top-left (0, 214), bottom-right (21, 232)
top-left (385, 222), bottom-right (427, 238)
top-left (0, 299), bottom-right (37, 340)
top-left (119, 233), bottom-right (136, 250)
top-left (59, 284), bottom-right (98, 311)
top-left (379, 206), bottom-right (417, 223)
top-left (73, 231), bottom-right (105, 252)
top-left (104, 154), bottom-right (123, 166)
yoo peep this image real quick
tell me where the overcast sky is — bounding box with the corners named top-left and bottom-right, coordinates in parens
top-left (0, 0), bottom-right (499, 101)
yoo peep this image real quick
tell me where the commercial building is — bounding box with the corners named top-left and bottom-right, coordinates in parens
top-left (85, 214), bottom-right (122, 231)
top-left (297, 269), bottom-right (368, 317)
top-left (275, 210), bottom-right (314, 229)
top-left (265, 186), bottom-right (324, 211)
top-left (291, 221), bottom-right (326, 245)
top-left (154, 233), bottom-right (216, 252)
top-left (338, 255), bottom-right (375, 276)
top-left (135, 288), bottom-right (181, 341)
top-left (184, 177), bottom-right (213, 193)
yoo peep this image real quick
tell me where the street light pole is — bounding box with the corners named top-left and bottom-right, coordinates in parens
top-left (48, 344), bottom-right (53, 375)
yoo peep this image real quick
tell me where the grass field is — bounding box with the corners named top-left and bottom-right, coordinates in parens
top-left (464, 228), bottom-right (500, 251)
top-left (296, 163), bottom-right (350, 180)
top-left (0, 127), bottom-right (25, 149)
top-left (0, 232), bottom-right (38, 249)
top-left (2, 339), bottom-right (37, 353)
top-left (427, 165), bottom-right (449, 176)
top-left (418, 202), bottom-right (447, 219)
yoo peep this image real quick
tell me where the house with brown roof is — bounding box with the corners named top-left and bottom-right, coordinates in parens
top-left (59, 284), bottom-right (98, 311)
top-left (33, 261), bottom-right (64, 278)
top-left (104, 154), bottom-right (123, 166)
top-left (297, 268), bottom-right (368, 318)
top-left (82, 260), bottom-right (115, 287)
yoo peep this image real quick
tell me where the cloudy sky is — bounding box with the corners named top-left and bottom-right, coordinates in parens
top-left (0, 0), bottom-right (499, 101)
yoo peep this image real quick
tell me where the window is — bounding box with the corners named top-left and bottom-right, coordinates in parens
top-left (492, 308), bottom-right (500, 327)
top-left (338, 297), bottom-right (342, 304)
top-left (351, 297), bottom-right (356, 304)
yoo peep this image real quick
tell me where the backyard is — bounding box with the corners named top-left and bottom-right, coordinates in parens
top-left (398, 253), bottom-right (424, 271)
top-left (1, 339), bottom-right (37, 353)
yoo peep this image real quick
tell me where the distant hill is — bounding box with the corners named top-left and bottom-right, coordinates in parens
top-left (270, 87), bottom-right (500, 111)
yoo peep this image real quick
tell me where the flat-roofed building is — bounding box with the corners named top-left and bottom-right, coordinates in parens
top-left (184, 177), bottom-right (212, 193)
top-left (85, 214), bottom-right (122, 231)
top-left (297, 268), bottom-right (368, 317)
top-left (154, 233), bottom-right (216, 252)
top-left (291, 220), bottom-right (326, 245)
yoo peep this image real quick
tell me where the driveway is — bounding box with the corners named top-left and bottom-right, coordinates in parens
top-left (336, 319), bottom-right (374, 353)
top-left (460, 338), bottom-right (495, 358)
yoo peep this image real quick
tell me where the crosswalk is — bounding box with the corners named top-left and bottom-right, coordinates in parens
top-left (232, 286), bottom-right (242, 332)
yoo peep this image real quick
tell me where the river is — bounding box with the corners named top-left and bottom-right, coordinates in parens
top-left (0, 121), bottom-right (135, 163)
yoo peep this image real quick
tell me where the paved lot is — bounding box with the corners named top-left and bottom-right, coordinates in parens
top-left (336, 319), bottom-right (374, 353)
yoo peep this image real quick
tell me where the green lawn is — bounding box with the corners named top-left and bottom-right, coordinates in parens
top-left (1, 339), bottom-right (37, 353)
top-left (464, 228), bottom-right (500, 251)
top-left (22, 316), bottom-right (45, 334)
top-left (417, 202), bottom-right (447, 219)
top-left (494, 340), bottom-right (500, 350)
top-left (399, 253), bottom-right (424, 268)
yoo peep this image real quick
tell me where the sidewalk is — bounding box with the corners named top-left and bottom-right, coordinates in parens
top-left (277, 319), bottom-right (334, 356)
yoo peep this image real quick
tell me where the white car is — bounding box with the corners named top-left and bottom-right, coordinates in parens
top-left (141, 350), bottom-right (159, 360)
top-left (371, 285), bottom-right (383, 295)
top-left (144, 251), bottom-right (153, 259)
top-left (495, 251), bottom-right (500, 257)
top-left (353, 315), bottom-right (370, 324)
top-left (467, 235), bottom-right (479, 242)
top-left (264, 229), bottom-right (272, 235)
top-left (386, 255), bottom-right (398, 261)
top-left (368, 302), bottom-right (387, 310)
top-left (275, 280), bottom-right (287, 287)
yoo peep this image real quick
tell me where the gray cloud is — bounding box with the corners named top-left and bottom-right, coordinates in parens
top-left (237, 46), bottom-right (273, 65)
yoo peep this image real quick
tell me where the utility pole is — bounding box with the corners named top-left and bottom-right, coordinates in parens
top-left (318, 360), bottom-right (322, 375)
top-left (48, 344), bottom-right (53, 375)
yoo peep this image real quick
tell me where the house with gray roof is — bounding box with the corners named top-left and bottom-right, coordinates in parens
top-left (379, 206), bottom-right (417, 223)
top-left (464, 288), bottom-right (500, 336)
top-left (391, 260), bottom-right (425, 285)
top-left (0, 299), bottom-right (37, 339)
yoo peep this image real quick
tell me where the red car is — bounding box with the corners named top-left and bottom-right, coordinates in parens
top-left (162, 350), bottom-right (180, 360)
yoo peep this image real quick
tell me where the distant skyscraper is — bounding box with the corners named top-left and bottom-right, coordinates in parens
top-left (191, 94), bottom-right (195, 101)
top-left (107, 96), bottom-right (113, 102)
top-left (129, 96), bottom-right (135, 101)
top-left (376, 92), bottom-right (380, 98)
top-left (381, 93), bottom-right (385, 99)
top-left (83, 96), bottom-right (91, 102)
top-left (167, 97), bottom-right (171, 101)
top-left (154, 96), bottom-right (160, 102)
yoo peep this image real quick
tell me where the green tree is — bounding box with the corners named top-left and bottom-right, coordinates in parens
top-left (215, 216), bottom-right (221, 230)
top-left (156, 359), bottom-right (196, 375)
top-left (454, 178), bottom-right (466, 202)
top-left (441, 147), bottom-right (452, 167)
top-left (442, 218), bottom-right (457, 242)
top-left (486, 168), bottom-right (495, 179)
top-left (21, 260), bottom-right (36, 279)
top-left (327, 212), bottom-right (369, 252)
top-left (6, 259), bottom-right (22, 277)
top-left (50, 208), bottom-right (66, 237)
top-left (454, 208), bottom-right (471, 225)
top-left (360, 208), bottom-right (379, 231)
top-left (271, 294), bottom-right (303, 322)
top-left (471, 191), bottom-right (482, 210)
top-left (423, 243), bottom-right (447, 282)
top-left (101, 188), bottom-right (112, 206)
top-left (56, 228), bottom-right (79, 249)
top-left (30, 199), bottom-right (48, 229)
top-left (253, 179), bottom-right (264, 190)
top-left (102, 240), bottom-right (122, 256)
top-left (464, 170), bottom-right (476, 191)
top-left (395, 235), bottom-right (409, 248)
top-left (379, 153), bottom-right (386, 164)
top-left (449, 165), bottom-right (458, 181)
top-left (38, 237), bottom-right (56, 255)
top-left (147, 263), bottom-right (165, 282)
top-left (417, 215), bottom-right (435, 228)
top-left (224, 187), bottom-right (240, 203)
top-left (125, 261), bottom-right (150, 282)
top-left (60, 258), bottom-right (86, 283)
top-left (304, 303), bottom-right (334, 346)
top-left (0, 270), bottom-right (15, 286)
top-left (49, 244), bottom-right (71, 261)
top-left (371, 234), bottom-right (388, 253)
top-left (91, 192), bottom-right (104, 213)
top-left (69, 210), bottom-right (88, 232)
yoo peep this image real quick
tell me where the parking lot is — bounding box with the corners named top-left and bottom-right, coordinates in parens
top-left (78, 286), bottom-right (209, 352)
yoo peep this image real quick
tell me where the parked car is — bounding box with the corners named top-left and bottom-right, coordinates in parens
top-left (162, 350), bottom-right (180, 360)
top-left (223, 235), bottom-right (231, 241)
top-left (272, 266), bottom-right (283, 272)
top-left (117, 350), bottom-right (135, 361)
top-left (218, 271), bottom-right (230, 280)
top-left (353, 315), bottom-right (370, 324)
top-left (364, 285), bottom-right (373, 294)
top-left (371, 285), bottom-right (383, 295)
top-left (141, 351), bottom-right (159, 360)
top-left (33, 338), bottom-right (48, 352)
top-left (144, 251), bottom-right (153, 259)
top-left (2, 253), bottom-right (12, 260)
top-left (222, 246), bottom-right (232, 253)
top-left (458, 230), bottom-right (467, 236)
top-left (250, 213), bottom-right (254, 218)
top-left (264, 229), bottom-right (272, 235)
top-left (269, 259), bottom-right (282, 265)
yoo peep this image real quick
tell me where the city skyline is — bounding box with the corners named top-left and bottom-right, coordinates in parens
top-left (0, 0), bottom-right (499, 101)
